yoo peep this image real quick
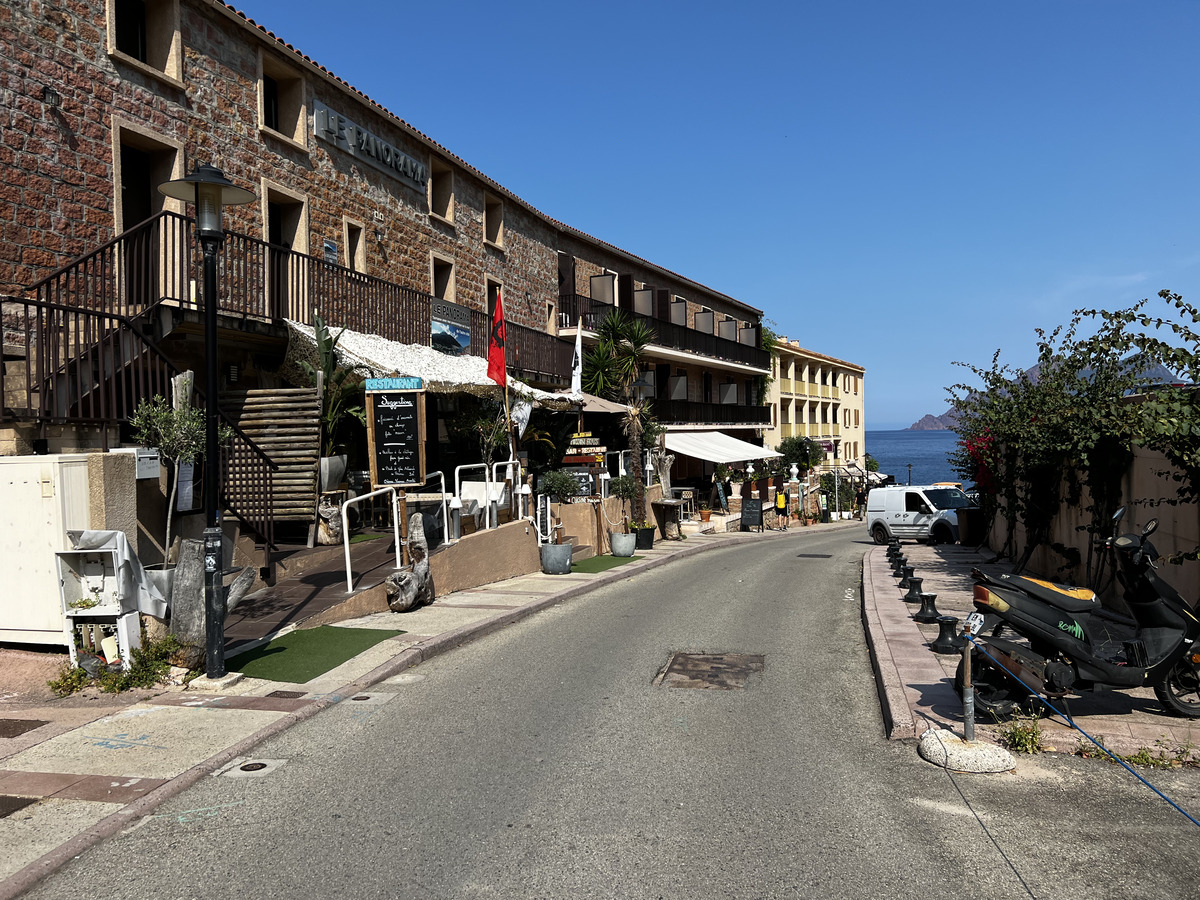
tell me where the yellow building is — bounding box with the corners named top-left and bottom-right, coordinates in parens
top-left (766, 338), bottom-right (865, 470)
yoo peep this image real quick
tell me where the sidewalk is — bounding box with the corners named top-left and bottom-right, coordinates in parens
top-left (0, 521), bottom-right (852, 898)
top-left (863, 542), bottom-right (1200, 757)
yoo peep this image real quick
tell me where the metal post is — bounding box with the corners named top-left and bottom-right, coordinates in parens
top-left (203, 525), bottom-right (225, 678)
top-left (962, 637), bottom-right (975, 743)
top-left (201, 238), bottom-right (225, 679)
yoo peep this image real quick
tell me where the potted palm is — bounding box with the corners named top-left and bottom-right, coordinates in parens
top-left (538, 469), bottom-right (579, 574)
top-left (299, 314), bottom-right (367, 490)
top-left (607, 475), bottom-right (639, 557)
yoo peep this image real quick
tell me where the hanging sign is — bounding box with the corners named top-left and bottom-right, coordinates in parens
top-left (366, 384), bottom-right (427, 488)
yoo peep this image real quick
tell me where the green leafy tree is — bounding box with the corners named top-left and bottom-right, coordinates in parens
top-left (583, 310), bottom-right (656, 525)
top-left (131, 394), bottom-right (232, 560)
top-left (776, 435), bottom-right (824, 478)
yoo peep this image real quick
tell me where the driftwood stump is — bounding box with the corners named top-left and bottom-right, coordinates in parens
top-left (385, 513), bottom-right (435, 613)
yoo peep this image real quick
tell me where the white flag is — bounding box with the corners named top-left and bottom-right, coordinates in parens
top-left (571, 325), bottom-right (583, 395)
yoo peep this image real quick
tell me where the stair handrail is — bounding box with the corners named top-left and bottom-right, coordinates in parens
top-left (341, 487), bottom-right (403, 592)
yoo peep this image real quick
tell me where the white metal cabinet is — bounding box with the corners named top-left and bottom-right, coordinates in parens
top-left (0, 454), bottom-right (91, 645)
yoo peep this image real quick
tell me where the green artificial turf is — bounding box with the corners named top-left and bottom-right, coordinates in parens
top-left (228, 625), bottom-right (403, 683)
top-left (571, 554), bottom-right (643, 574)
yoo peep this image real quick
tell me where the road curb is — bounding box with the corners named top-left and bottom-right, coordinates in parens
top-left (860, 546), bottom-right (917, 740)
top-left (1, 524), bottom-right (855, 899)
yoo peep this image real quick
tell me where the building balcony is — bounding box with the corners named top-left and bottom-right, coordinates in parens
top-left (655, 399), bottom-right (772, 427)
top-left (559, 293), bottom-right (769, 372)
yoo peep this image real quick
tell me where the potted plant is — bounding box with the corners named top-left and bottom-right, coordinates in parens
top-left (538, 469), bottom-right (579, 573)
top-left (698, 500), bottom-right (713, 523)
top-left (131, 374), bottom-right (233, 603)
top-left (299, 314), bottom-right (367, 490)
top-left (607, 474), bottom-right (639, 557)
top-left (739, 469), bottom-right (755, 498)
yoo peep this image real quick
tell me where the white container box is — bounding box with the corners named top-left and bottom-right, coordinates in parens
top-left (0, 454), bottom-right (92, 645)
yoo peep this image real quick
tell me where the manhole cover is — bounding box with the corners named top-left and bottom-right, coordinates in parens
top-left (266, 690), bottom-right (305, 699)
top-left (0, 719), bottom-right (48, 739)
top-left (351, 695), bottom-right (371, 701)
top-left (0, 795), bottom-right (37, 819)
top-left (239, 762), bottom-right (268, 772)
top-left (656, 653), bottom-right (765, 690)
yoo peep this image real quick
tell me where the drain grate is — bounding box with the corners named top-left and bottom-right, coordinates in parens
top-left (795, 553), bottom-right (832, 559)
top-left (0, 719), bottom-right (48, 739)
top-left (265, 690), bottom-right (305, 699)
top-left (656, 652), bottom-right (765, 690)
top-left (0, 795), bottom-right (37, 819)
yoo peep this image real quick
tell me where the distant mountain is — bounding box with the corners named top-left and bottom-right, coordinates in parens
top-left (908, 412), bottom-right (957, 431)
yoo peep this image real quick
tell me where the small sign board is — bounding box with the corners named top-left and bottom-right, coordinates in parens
top-left (366, 388), bottom-right (426, 488)
top-left (740, 497), bottom-right (764, 531)
top-left (365, 377), bottom-right (423, 392)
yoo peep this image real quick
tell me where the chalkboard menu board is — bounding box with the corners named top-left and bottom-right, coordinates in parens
top-left (740, 497), bottom-right (764, 531)
top-left (366, 390), bottom-right (426, 488)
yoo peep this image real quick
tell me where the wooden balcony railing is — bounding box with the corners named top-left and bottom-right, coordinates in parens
top-left (654, 398), bottom-right (771, 427)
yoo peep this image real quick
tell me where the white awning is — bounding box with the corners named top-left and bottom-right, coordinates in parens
top-left (664, 431), bottom-right (782, 464)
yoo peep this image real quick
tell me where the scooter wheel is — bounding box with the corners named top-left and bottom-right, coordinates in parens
top-left (954, 653), bottom-right (1042, 721)
top-left (1153, 660), bottom-right (1200, 718)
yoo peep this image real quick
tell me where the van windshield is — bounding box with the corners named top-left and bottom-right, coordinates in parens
top-left (924, 488), bottom-right (974, 510)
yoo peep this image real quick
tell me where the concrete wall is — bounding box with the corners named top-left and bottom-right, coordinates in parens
top-left (429, 519), bottom-right (541, 596)
top-left (985, 446), bottom-right (1200, 603)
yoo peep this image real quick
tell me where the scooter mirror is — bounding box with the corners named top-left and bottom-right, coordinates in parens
top-left (1143, 518), bottom-right (1158, 538)
top-left (1112, 506), bottom-right (1125, 522)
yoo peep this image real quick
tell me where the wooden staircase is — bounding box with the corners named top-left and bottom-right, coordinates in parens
top-left (220, 387), bottom-right (321, 532)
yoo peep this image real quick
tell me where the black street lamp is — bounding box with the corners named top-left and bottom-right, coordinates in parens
top-left (907, 463), bottom-right (913, 485)
top-left (158, 163), bottom-right (255, 679)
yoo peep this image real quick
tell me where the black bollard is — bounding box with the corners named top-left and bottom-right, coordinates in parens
top-left (913, 592), bottom-right (942, 624)
top-left (892, 555), bottom-right (907, 578)
top-left (899, 565), bottom-right (915, 589)
top-left (903, 575), bottom-right (924, 602)
top-left (930, 616), bottom-right (964, 654)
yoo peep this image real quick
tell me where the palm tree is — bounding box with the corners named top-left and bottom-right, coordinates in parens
top-left (583, 310), bottom-right (656, 525)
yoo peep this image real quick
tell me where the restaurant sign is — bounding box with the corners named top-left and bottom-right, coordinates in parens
top-left (313, 99), bottom-right (427, 192)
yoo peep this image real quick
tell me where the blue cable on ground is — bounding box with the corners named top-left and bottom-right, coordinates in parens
top-left (965, 633), bottom-right (1200, 830)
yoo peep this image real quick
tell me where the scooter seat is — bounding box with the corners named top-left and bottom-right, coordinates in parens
top-left (1000, 574), bottom-right (1098, 612)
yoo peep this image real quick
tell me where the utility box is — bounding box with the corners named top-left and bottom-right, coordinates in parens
top-left (56, 548), bottom-right (136, 616)
top-left (0, 454), bottom-right (92, 645)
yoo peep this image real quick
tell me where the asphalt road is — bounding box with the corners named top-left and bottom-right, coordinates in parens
top-left (26, 529), bottom-right (1200, 899)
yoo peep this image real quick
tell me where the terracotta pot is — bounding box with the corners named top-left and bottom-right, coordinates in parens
top-left (699, 509), bottom-right (712, 522)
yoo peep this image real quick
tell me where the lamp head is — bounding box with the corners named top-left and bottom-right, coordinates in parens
top-left (159, 163), bottom-right (255, 241)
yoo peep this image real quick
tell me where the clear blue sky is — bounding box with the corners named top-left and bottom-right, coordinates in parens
top-left (232, 0), bottom-right (1200, 430)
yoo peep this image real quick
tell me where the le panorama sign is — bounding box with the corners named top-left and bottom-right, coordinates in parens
top-left (313, 99), bottom-right (427, 192)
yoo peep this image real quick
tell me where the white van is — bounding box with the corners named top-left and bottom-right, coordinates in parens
top-left (866, 484), bottom-right (975, 545)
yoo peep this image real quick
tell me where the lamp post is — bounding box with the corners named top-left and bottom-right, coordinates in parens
top-left (907, 463), bottom-right (913, 485)
top-left (158, 164), bottom-right (255, 679)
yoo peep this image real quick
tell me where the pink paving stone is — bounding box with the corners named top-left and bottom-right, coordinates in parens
top-left (51, 774), bottom-right (167, 803)
top-left (0, 770), bottom-right (87, 798)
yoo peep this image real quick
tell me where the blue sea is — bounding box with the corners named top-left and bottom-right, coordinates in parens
top-left (865, 430), bottom-right (964, 486)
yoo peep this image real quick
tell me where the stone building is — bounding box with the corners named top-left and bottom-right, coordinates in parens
top-left (0, 0), bottom-right (780, 558)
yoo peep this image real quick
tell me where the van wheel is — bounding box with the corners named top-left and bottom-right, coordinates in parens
top-left (871, 524), bottom-right (889, 545)
top-left (930, 526), bottom-right (952, 545)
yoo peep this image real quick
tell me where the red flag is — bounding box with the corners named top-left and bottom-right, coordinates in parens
top-left (486, 288), bottom-right (507, 386)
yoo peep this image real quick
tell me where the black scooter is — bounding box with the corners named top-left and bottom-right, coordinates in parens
top-left (955, 508), bottom-right (1200, 719)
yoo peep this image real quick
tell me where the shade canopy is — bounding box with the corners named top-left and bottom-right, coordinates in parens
top-left (664, 431), bottom-right (781, 464)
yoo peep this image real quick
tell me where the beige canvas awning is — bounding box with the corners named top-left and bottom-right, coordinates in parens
top-left (664, 431), bottom-right (781, 464)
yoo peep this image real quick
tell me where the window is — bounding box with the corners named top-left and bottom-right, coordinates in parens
top-left (259, 52), bottom-right (306, 147)
top-left (344, 218), bottom-right (365, 273)
top-left (484, 194), bottom-right (504, 247)
top-left (432, 255), bottom-right (455, 302)
top-left (487, 279), bottom-right (502, 320)
top-left (107, 0), bottom-right (183, 85)
top-left (430, 158), bottom-right (454, 222)
top-left (854, 409), bottom-right (859, 427)
top-left (262, 180), bottom-right (309, 318)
